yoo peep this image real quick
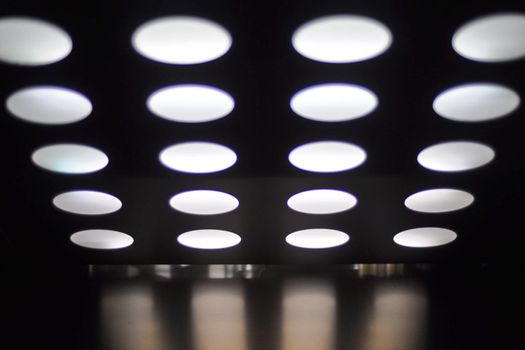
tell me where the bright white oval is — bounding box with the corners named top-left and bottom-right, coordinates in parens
top-left (292, 14), bottom-right (392, 63)
top-left (32, 144), bottom-right (109, 174)
top-left (286, 228), bottom-right (349, 249)
top-left (290, 83), bottom-right (378, 122)
top-left (417, 141), bottom-right (495, 172)
top-left (0, 16), bottom-right (72, 65)
top-left (177, 229), bottom-right (241, 249)
top-left (404, 188), bottom-right (474, 213)
top-left (287, 189), bottom-right (357, 214)
top-left (289, 141), bottom-right (366, 173)
top-left (131, 16), bottom-right (232, 64)
top-left (159, 142), bottom-right (237, 174)
top-left (433, 83), bottom-right (520, 122)
top-left (53, 190), bottom-right (122, 215)
top-left (6, 86), bottom-right (92, 125)
top-left (452, 13), bottom-right (525, 62)
top-left (169, 190), bottom-right (239, 215)
top-left (70, 229), bottom-right (134, 249)
top-left (147, 84), bottom-right (234, 123)
top-left (394, 227), bottom-right (457, 248)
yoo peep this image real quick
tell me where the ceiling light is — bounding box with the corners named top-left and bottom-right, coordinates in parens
top-left (53, 190), bottom-right (122, 215)
top-left (404, 188), bottom-right (474, 213)
top-left (131, 16), bottom-right (232, 64)
top-left (177, 229), bottom-right (241, 249)
top-left (289, 141), bottom-right (366, 173)
top-left (393, 227), bottom-right (457, 248)
top-left (32, 144), bottom-right (108, 174)
top-left (147, 84), bottom-right (234, 123)
top-left (290, 83), bottom-right (378, 122)
top-left (169, 190), bottom-right (239, 215)
top-left (285, 228), bottom-right (349, 249)
top-left (70, 229), bottom-right (134, 249)
top-left (159, 142), bottom-right (237, 174)
top-left (287, 189), bottom-right (357, 214)
top-left (0, 16), bottom-right (72, 66)
top-left (6, 86), bottom-right (92, 125)
top-left (433, 83), bottom-right (520, 122)
top-left (292, 14), bottom-right (392, 63)
top-left (452, 13), bottom-right (525, 62)
top-left (417, 141), bottom-right (495, 172)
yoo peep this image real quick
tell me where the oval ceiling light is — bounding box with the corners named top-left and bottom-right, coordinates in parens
top-left (433, 83), bottom-right (520, 122)
top-left (0, 16), bottom-right (72, 65)
top-left (393, 227), bottom-right (457, 248)
top-left (32, 144), bottom-right (109, 174)
top-left (404, 188), bottom-right (474, 213)
top-left (287, 189), bottom-right (357, 214)
top-left (417, 141), bottom-right (495, 172)
top-left (177, 229), bottom-right (241, 249)
top-left (159, 142), bottom-right (237, 174)
top-left (6, 86), bottom-right (92, 125)
top-left (147, 84), bottom-right (234, 123)
top-left (290, 83), bottom-right (378, 122)
top-left (289, 141), bottom-right (366, 173)
top-left (292, 14), bottom-right (392, 63)
top-left (53, 190), bottom-right (122, 215)
top-left (285, 228), bottom-right (349, 249)
top-left (452, 13), bottom-right (525, 62)
top-left (169, 190), bottom-right (239, 215)
top-left (131, 16), bottom-right (232, 64)
top-left (70, 229), bottom-right (134, 249)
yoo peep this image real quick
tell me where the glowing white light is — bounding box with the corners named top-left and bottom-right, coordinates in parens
top-left (159, 142), bottom-right (237, 174)
top-left (53, 190), bottom-right (122, 215)
top-left (131, 16), bottom-right (232, 64)
top-left (289, 141), bottom-right (366, 173)
top-left (287, 189), bottom-right (357, 214)
top-left (433, 83), bottom-right (520, 122)
top-left (452, 13), bottom-right (525, 62)
top-left (169, 190), bottom-right (239, 215)
top-left (290, 83), bottom-right (378, 122)
top-left (417, 141), bottom-right (495, 172)
top-left (285, 228), bottom-right (349, 249)
top-left (0, 16), bottom-right (72, 65)
top-left (32, 144), bottom-right (109, 174)
top-left (292, 14), bottom-right (392, 63)
top-left (147, 84), bottom-right (234, 123)
top-left (404, 189), bottom-right (474, 213)
top-left (177, 229), bottom-right (241, 249)
top-left (393, 227), bottom-right (457, 248)
top-left (70, 229), bottom-right (134, 249)
top-left (6, 86), bottom-right (92, 125)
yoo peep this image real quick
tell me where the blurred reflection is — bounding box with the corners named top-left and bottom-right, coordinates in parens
top-left (153, 265), bottom-right (172, 279)
top-left (357, 264), bottom-right (405, 278)
top-left (281, 279), bottom-right (336, 350)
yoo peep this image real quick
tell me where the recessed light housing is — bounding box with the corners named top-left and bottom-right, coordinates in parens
top-left (32, 144), bottom-right (109, 174)
top-left (404, 188), bottom-right (474, 213)
top-left (177, 229), bottom-right (241, 249)
top-left (286, 228), bottom-right (350, 249)
top-left (393, 227), bottom-right (457, 248)
top-left (70, 229), bottom-right (134, 249)
top-left (169, 190), bottom-right (239, 215)
top-left (159, 142), bottom-right (237, 174)
top-left (53, 190), bottom-right (122, 215)
top-left (287, 189), bottom-right (357, 214)
top-left (289, 141), bottom-right (366, 173)
top-left (417, 141), bottom-right (495, 172)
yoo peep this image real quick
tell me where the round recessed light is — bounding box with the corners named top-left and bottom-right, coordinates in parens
top-left (452, 13), bottom-right (525, 62)
top-left (289, 141), bottom-right (366, 173)
top-left (290, 83), bottom-right (378, 122)
top-left (404, 188), bottom-right (474, 213)
top-left (159, 142), bottom-right (237, 174)
top-left (6, 86), bottom-right (92, 125)
top-left (286, 228), bottom-right (349, 249)
top-left (417, 141), bottom-right (495, 172)
top-left (393, 227), bottom-right (457, 248)
top-left (169, 190), bottom-right (239, 215)
top-left (147, 84), bottom-right (234, 123)
top-left (70, 229), bottom-right (134, 249)
top-left (433, 83), bottom-right (520, 122)
top-left (131, 16), bottom-right (232, 65)
top-left (53, 190), bottom-right (122, 215)
top-left (32, 144), bottom-right (109, 174)
top-left (177, 229), bottom-right (241, 249)
top-left (292, 14), bottom-right (392, 63)
top-left (287, 189), bottom-right (357, 214)
top-left (0, 16), bottom-right (72, 66)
